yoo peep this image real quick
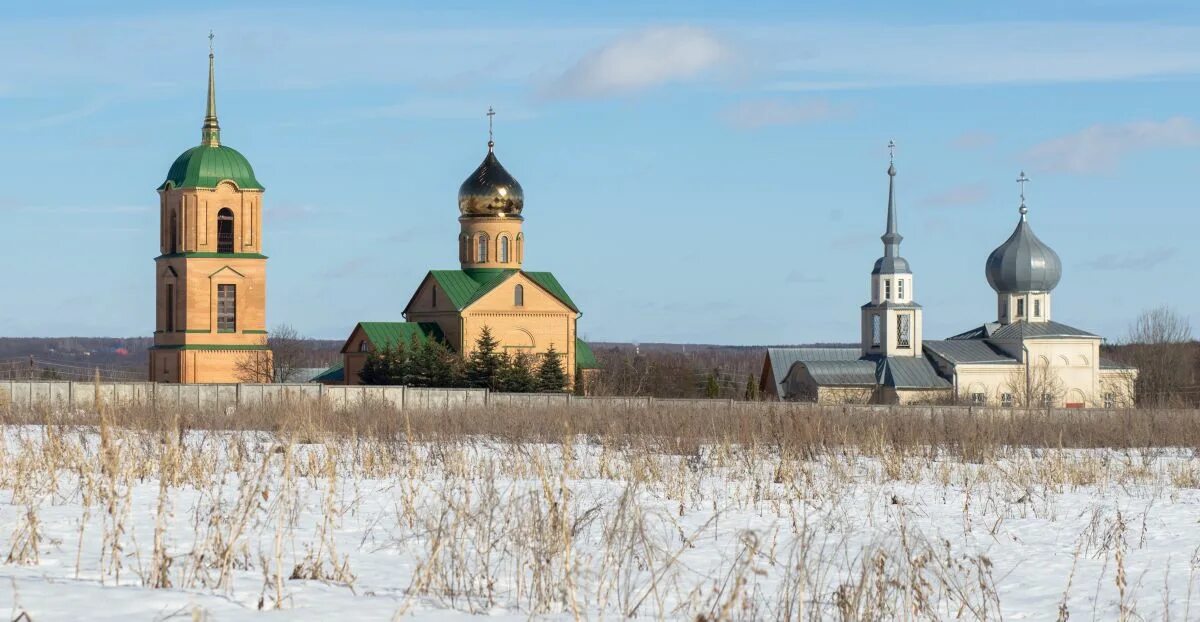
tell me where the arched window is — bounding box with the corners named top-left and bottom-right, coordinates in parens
top-left (476, 234), bottom-right (489, 262)
top-left (359, 340), bottom-right (369, 352)
top-left (515, 233), bottom-right (523, 263)
top-left (514, 284), bottom-right (524, 307)
top-left (459, 235), bottom-right (468, 262)
top-left (499, 236), bottom-right (510, 263)
top-left (168, 210), bottom-right (178, 254)
top-left (217, 208), bottom-right (235, 253)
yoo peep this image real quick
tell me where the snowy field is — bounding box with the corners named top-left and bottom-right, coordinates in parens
top-left (3, 423), bottom-right (1200, 620)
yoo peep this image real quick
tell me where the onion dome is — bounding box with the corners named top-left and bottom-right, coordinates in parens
top-left (985, 175), bottom-right (1062, 293)
top-left (872, 151), bottom-right (910, 275)
top-left (159, 38), bottom-right (262, 191)
top-left (458, 148), bottom-right (524, 217)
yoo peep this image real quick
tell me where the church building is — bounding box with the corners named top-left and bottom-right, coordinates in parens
top-left (761, 148), bottom-right (1135, 407)
top-left (149, 39), bottom-right (270, 383)
top-left (335, 112), bottom-right (599, 388)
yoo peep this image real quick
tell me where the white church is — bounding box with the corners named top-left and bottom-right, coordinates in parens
top-left (761, 149), bottom-right (1136, 408)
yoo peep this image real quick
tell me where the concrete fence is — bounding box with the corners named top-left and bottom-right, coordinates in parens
top-left (0, 380), bottom-right (1191, 419)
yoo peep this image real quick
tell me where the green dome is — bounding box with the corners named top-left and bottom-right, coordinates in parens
top-left (159, 144), bottom-right (263, 191)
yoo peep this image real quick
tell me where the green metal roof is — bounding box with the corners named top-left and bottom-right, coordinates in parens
top-left (575, 338), bottom-right (600, 369)
top-left (425, 269), bottom-right (579, 312)
top-left (159, 144), bottom-right (263, 191)
top-left (358, 322), bottom-right (446, 350)
top-left (311, 361), bottom-right (345, 383)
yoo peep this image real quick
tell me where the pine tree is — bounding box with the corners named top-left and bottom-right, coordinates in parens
top-left (705, 370), bottom-right (720, 398)
top-left (743, 374), bottom-right (759, 401)
top-left (464, 326), bottom-right (505, 389)
top-left (536, 343), bottom-right (568, 393)
top-left (359, 343), bottom-right (408, 385)
top-left (499, 351), bottom-right (538, 393)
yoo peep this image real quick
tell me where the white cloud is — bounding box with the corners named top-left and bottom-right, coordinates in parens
top-left (1025, 117), bottom-right (1200, 174)
top-left (545, 26), bottom-right (730, 99)
top-left (719, 98), bottom-right (846, 129)
top-left (760, 22), bottom-right (1200, 90)
top-left (920, 183), bottom-right (990, 208)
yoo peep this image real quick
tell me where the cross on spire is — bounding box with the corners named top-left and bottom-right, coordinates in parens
top-left (888, 139), bottom-right (895, 164)
top-left (487, 106), bottom-right (495, 151)
top-left (1016, 170), bottom-right (1029, 216)
top-left (209, 30), bottom-right (214, 55)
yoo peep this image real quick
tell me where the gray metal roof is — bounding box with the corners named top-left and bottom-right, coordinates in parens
top-left (1100, 357), bottom-right (1136, 370)
top-left (923, 339), bottom-right (1018, 364)
top-left (795, 360), bottom-right (879, 386)
top-left (989, 320), bottom-right (1097, 340)
top-left (787, 355), bottom-right (951, 390)
top-left (861, 301), bottom-right (923, 310)
top-left (877, 356), bottom-right (953, 389)
top-left (985, 212), bottom-right (1062, 294)
top-left (765, 347), bottom-right (860, 389)
top-left (947, 320), bottom-right (1095, 341)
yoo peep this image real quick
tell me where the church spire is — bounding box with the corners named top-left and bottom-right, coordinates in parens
top-left (201, 31), bottom-right (221, 148)
top-left (881, 140), bottom-right (902, 258)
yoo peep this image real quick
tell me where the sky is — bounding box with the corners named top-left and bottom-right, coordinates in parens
top-left (1, 0), bottom-right (1198, 345)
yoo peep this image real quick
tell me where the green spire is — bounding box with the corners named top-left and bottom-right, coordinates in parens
top-left (201, 31), bottom-right (220, 147)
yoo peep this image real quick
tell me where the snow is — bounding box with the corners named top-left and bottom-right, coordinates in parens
top-left (3, 426), bottom-right (1200, 619)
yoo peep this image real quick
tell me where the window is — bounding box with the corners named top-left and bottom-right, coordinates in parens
top-left (359, 340), bottom-right (369, 353)
top-left (476, 235), bottom-right (489, 262)
top-left (1041, 393), bottom-right (1054, 408)
top-left (499, 236), bottom-right (510, 263)
top-left (1033, 299), bottom-right (1041, 318)
top-left (515, 234), bottom-right (523, 263)
top-left (432, 286), bottom-right (438, 308)
top-left (459, 235), bottom-right (468, 263)
top-left (165, 284), bottom-right (175, 332)
top-left (217, 208), bottom-right (235, 253)
top-left (1104, 393), bottom-right (1116, 408)
top-left (971, 393), bottom-right (986, 405)
top-left (1016, 298), bottom-right (1025, 318)
top-left (897, 314), bottom-right (911, 348)
top-left (898, 279), bottom-right (905, 300)
top-left (1000, 393), bottom-right (1014, 407)
top-left (514, 284), bottom-right (524, 306)
top-left (871, 314), bottom-right (881, 346)
top-left (884, 279), bottom-right (891, 300)
top-left (217, 284), bottom-right (236, 332)
top-left (168, 210), bottom-right (178, 254)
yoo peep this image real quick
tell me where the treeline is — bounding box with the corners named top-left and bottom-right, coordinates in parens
top-left (588, 344), bottom-right (766, 399)
top-left (358, 326), bottom-right (570, 393)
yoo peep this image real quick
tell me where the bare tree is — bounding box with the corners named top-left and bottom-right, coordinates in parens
top-left (1121, 306), bottom-right (1196, 407)
top-left (235, 324), bottom-right (310, 383)
top-left (1004, 359), bottom-right (1066, 408)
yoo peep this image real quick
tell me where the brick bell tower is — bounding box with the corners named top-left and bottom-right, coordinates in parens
top-left (149, 34), bottom-right (270, 383)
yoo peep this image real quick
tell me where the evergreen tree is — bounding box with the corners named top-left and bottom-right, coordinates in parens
top-left (499, 351), bottom-right (539, 393)
top-left (359, 343), bottom-right (408, 385)
top-left (704, 370), bottom-right (720, 398)
top-left (743, 374), bottom-right (759, 401)
top-left (464, 326), bottom-right (505, 389)
top-left (536, 343), bottom-right (568, 393)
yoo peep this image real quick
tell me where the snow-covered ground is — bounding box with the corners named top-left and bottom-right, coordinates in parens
top-left (3, 425), bottom-right (1200, 620)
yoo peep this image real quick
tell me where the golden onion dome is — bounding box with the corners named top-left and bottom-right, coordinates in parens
top-left (458, 147), bottom-right (524, 217)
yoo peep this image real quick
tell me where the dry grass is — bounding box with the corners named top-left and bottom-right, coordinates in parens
top-left (2, 399), bottom-right (1200, 619)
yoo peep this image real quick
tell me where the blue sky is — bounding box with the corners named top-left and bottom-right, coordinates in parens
top-left (1, 0), bottom-right (1198, 344)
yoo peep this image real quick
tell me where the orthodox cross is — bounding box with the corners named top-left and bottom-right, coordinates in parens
top-left (888, 139), bottom-right (895, 163)
top-left (1016, 171), bottom-right (1030, 215)
top-left (209, 30), bottom-right (214, 54)
top-left (487, 106), bottom-right (495, 149)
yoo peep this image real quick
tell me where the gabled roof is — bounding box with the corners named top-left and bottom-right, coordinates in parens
top-left (948, 320), bottom-right (1097, 341)
top-left (795, 360), bottom-right (878, 386)
top-left (340, 322), bottom-right (446, 354)
top-left (923, 339), bottom-right (1018, 365)
top-left (416, 269), bottom-right (580, 313)
top-left (876, 356), bottom-right (952, 389)
top-left (576, 338), bottom-right (600, 369)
